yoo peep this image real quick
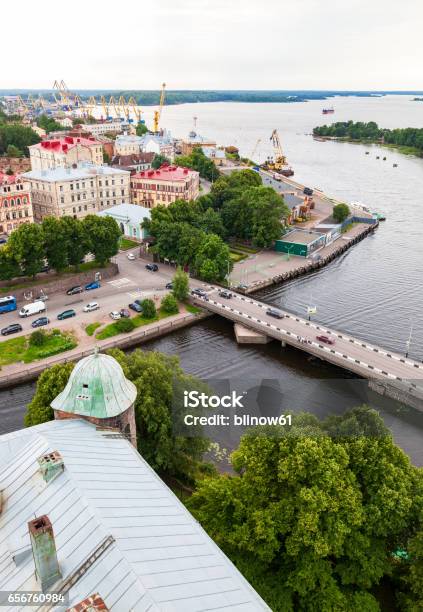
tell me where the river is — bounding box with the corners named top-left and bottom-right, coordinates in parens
top-left (1, 95), bottom-right (422, 464)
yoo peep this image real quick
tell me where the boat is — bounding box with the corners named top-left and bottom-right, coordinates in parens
top-left (322, 108), bottom-right (335, 114)
top-left (383, 157), bottom-right (386, 161)
top-left (372, 211), bottom-right (386, 221)
top-left (393, 163), bottom-right (398, 167)
top-left (365, 151), bottom-right (370, 155)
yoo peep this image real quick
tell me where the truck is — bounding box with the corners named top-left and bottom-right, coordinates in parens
top-left (19, 301), bottom-right (46, 318)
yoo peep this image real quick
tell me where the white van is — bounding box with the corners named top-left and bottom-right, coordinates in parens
top-left (19, 301), bottom-right (46, 318)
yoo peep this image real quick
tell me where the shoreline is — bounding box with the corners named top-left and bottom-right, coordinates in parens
top-left (313, 136), bottom-right (423, 158)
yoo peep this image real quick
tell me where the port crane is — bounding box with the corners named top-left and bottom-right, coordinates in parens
top-left (250, 138), bottom-right (261, 162)
top-left (153, 82), bottom-right (166, 133)
top-left (265, 129), bottom-right (294, 177)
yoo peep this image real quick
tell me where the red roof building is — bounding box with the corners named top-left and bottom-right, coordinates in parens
top-left (0, 173), bottom-right (33, 236)
top-left (29, 136), bottom-right (103, 171)
top-left (130, 165), bottom-right (200, 208)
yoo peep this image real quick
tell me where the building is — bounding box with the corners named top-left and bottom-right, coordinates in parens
top-left (180, 131), bottom-right (216, 155)
top-left (275, 229), bottom-right (326, 257)
top-left (114, 133), bottom-right (144, 155)
top-left (56, 117), bottom-right (73, 128)
top-left (30, 123), bottom-right (47, 138)
top-left (98, 202), bottom-right (151, 241)
top-left (115, 131), bottom-right (175, 160)
top-left (131, 165), bottom-right (200, 209)
top-left (111, 151), bottom-right (155, 173)
top-left (29, 136), bottom-right (103, 171)
top-left (22, 162), bottom-right (130, 222)
top-left (0, 350), bottom-right (270, 611)
top-left (202, 146), bottom-right (226, 166)
top-left (80, 120), bottom-right (131, 137)
top-left (0, 172), bottom-right (33, 235)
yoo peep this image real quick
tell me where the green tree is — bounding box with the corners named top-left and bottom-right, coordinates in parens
top-left (24, 362), bottom-right (75, 426)
top-left (141, 298), bottom-right (156, 318)
top-left (115, 318), bottom-right (135, 333)
top-left (251, 187), bottom-right (289, 247)
top-left (194, 233), bottom-right (232, 282)
top-left (29, 329), bottom-right (47, 347)
top-left (199, 207), bottom-right (226, 237)
top-left (333, 203), bottom-right (351, 223)
top-left (36, 114), bottom-right (66, 133)
top-left (160, 293), bottom-right (179, 314)
top-left (172, 267), bottom-right (189, 301)
top-left (83, 215), bottom-right (121, 265)
top-left (152, 153), bottom-right (170, 169)
top-left (8, 223), bottom-right (45, 278)
top-left (174, 148), bottom-right (220, 181)
top-left (42, 217), bottom-right (69, 272)
top-left (0, 246), bottom-right (21, 280)
top-left (6, 144), bottom-right (21, 157)
top-left (60, 216), bottom-right (89, 269)
top-left (136, 122), bottom-right (148, 136)
top-left (0, 123), bottom-right (40, 156)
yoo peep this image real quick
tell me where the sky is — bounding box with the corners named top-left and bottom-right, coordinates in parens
top-left (2, 0), bottom-right (423, 90)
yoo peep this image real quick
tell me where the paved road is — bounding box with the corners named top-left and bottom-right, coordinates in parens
top-left (192, 286), bottom-right (423, 387)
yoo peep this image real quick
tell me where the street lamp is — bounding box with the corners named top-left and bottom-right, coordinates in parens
top-left (405, 324), bottom-right (413, 358)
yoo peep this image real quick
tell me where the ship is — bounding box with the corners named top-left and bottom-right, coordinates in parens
top-left (322, 107), bottom-right (335, 114)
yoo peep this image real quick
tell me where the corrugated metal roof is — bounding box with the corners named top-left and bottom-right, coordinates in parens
top-left (0, 419), bottom-right (270, 611)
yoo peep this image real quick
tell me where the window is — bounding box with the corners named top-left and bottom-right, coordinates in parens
top-left (71, 195), bottom-right (75, 202)
top-left (70, 183), bottom-right (74, 190)
top-left (76, 183), bottom-right (80, 189)
top-left (60, 196), bottom-right (64, 204)
top-left (59, 185), bottom-right (63, 192)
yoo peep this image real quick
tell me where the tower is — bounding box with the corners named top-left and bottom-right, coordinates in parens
top-left (51, 349), bottom-right (137, 446)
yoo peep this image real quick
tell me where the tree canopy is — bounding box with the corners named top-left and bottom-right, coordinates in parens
top-left (175, 148), bottom-right (220, 181)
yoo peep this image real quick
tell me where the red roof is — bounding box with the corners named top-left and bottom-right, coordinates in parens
top-left (37, 136), bottom-right (101, 153)
top-left (0, 172), bottom-right (18, 185)
top-left (133, 165), bottom-right (197, 181)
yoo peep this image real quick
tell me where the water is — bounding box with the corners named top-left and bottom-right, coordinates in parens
top-left (2, 96), bottom-right (423, 464)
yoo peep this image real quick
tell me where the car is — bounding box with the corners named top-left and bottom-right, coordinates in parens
top-left (120, 308), bottom-right (130, 318)
top-left (145, 263), bottom-right (159, 272)
top-left (109, 311), bottom-right (121, 320)
top-left (219, 290), bottom-right (233, 299)
top-left (1, 323), bottom-right (23, 336)
top-left (134, 299), bottom-right (143, 306)
top-left (127, 253), bottom-right (136, 260)
top-left (66, 286), bottom-right (83, 296)
top-left (83, 302), bottom-right (100, 313)
top-left (57, 309), bottom-right (76, 320)
top-left (85, 281), bottom-right (101, 291)
top-left (316, 335), bottom-right (335, 345)
top-left (35, 294), bottom-right (49, 301)
top-left (129, 302), bottom-right (142, 313)
top-left (191, 288), bottom-right (207, 298)
top-left (266, 308), bottom-right (284, 319)
top-left (40, 264), bottom-right (50, 273)
top-left (31, 317), bottom-right (49, 328)
top-left (303, 186), bottom-right (314, 196)
top-left (165, 282), bottom-right (173, 290)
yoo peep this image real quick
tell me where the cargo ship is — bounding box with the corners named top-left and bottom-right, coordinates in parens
top-left (322, 107), bottom-right (335, 114)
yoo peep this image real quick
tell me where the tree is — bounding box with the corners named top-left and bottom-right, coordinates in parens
top-left (172, 267), bottom-right (189, 301)
top-left (115, 318), bottom-right (135, 333)
top-left (187, 407), bottom-right (420, 611)
top-left (333, 203), bottom-right (351, 223)
top-left (251, 187), bottom-right (289, 247)
top-left (24, 362), bottom-right (75, 427)
top-left (60, 217), bottom-right (89, 269)
top-left (7, 223), bottom-right (45, 278)
top-left (194, 233), bottom-right (232, 282)
top-left (6, 144), bottom-right (21, 157)
top-left (136, 122), bottom-right (148, 136)
top-left (141, 298), bottom-right (156, 318)
top-left (82, 215), bottom-right (121, 265)
top-left (0, 123), bottom-right (40, 156)
top-left (42, 217), bottom-right (69, 272)
top-left (152, 153), bottom-right (170, 169)
top-left (0, 246), bottom-right (21, 280)
top-left (36, 114), bottom-right (66, 133)
top-left (174, 148), bottom-right (220, 181)
top-left (199, 207), bottom-right (226, 237)
top-left (160, 293), bottom-right (179, 314)
top-left (29, 329), bottom-right (47, 347)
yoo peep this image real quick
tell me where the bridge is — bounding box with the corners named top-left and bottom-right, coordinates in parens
top-left (191, 287), bottom-right (423, 408)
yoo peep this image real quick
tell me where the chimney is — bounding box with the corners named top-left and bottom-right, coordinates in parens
top-left (28, 516), bottom-right (61, 590)
top-left (38, 451), bottom-right (64, 484)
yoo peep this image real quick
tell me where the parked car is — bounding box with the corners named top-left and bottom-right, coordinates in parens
top-left (35, 294), bottom-right (49, 301)
top-left (145, 263), bottom-right (159, 272)
top-left (218, 290), bottom-right (232, 299)
top-left (31, 317), bottom-right (49, 328)
top-left (85, 281), bottom-right (101, 291)
top-left (19, 301), bottom-right (46, 318)
top-left (266, 308), bottom-right (284, 319)
top-left (109, 311), bottom-right (121, 320)
top-left (120, 308), bottom-right (130, 318)
top-left (83, 302), bottom-right (100, 313)
top-left (165, 282), bottom-right (173, 290)
top-left (316, 334), bottom-right (335, 345)
top-left (1, 323), bottom-right (23, 336)
top-left (191, 288), bottom-right (207, 298)
top-left (127, 253), bottom-right (136, 260)
top-left (57, 309), bottom-right (76, 320)
top-left (66, 286), bottom-right (83, 296)
top-left (303, 187), bottom-right (314, 196)
top-left (129, 302), bottom-right (142, 313)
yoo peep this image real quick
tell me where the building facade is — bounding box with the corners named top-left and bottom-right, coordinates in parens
top-left (131, 165), bottom-right (200, 208)
top-left (29, 136), bottom-right (103, 171)
top-left (98, 203), bottom-right (151, 241)
top-left (80, 120), bottom-right (131, 136)
top-left (111, 152), bottom-right (154, 173)
top-left (0, 173), bottom-right (34, 235)
top-left (115, 132), bottom-right (175, 160)
top-left (22, 163), bottom-right (130, 222)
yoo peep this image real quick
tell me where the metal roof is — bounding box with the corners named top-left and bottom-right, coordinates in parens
top-left (0, 419), bottom-right (270, 611)
top-left (51, 351), bottom-right (137, 418)
top-left (98, 203), bottom-right (151, 224)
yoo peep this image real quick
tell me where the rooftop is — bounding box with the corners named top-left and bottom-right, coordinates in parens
top-left (30, 136), bottom-right (101, 153)
top-left (280, 229), bottom-right (325, 245)
top-left (0, 172), bottom-right (18, 185)
top-left (111, 152), bottom-right (155, 167)
top-left (98, 203), bottom-right (151, 224)
top-left (133, 165), bottom-right (198, 182)
top-left (22, 163), bottom-right (130, 183)
top-left (0, 419), bottom-right (269, 611)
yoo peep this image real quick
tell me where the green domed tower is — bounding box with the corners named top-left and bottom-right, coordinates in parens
top-left (51, 349), bottom-right (137, 446)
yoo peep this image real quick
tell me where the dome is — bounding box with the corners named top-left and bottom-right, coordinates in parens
top-left (51, 350), bottom-right (137, 419)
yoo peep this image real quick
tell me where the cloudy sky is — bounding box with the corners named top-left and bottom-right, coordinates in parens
top-left (2, 0), bottom-right (422, 90)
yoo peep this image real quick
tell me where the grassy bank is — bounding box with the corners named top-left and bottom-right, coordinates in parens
top-left (96, 308), bottom-right (174, 340)
top-left (119, 237), bottom-right (140, 250)
top-left (0, 329), bottom-right (76, 367)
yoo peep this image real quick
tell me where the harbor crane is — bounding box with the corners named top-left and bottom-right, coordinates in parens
top-left (153, 82), bottom-right (166, 133)
top-left (266, 129), bottom-right (294, 177)
top-left (250, 138), bottom-right (261, 162)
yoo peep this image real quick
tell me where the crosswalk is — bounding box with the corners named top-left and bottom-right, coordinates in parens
top-left (107, 277), bottom-right (136, 289)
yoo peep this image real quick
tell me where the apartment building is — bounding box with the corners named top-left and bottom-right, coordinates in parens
top-left (111, 152), bottom-right (155, 173)
top-left (131, 165), bottom-right (199, 209)
top-left (0, 173), bottom-right (33, 235)
top-left (22, 163), bottom-right (130, 222)
top-left (28, 136), bottom-right (103, 171)
top-left (115, 131), bottom-right (175, 160)
top-left (79, 120), bottom-right (131, 136)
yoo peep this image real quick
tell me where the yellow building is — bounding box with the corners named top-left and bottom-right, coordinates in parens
top-left (131, 165), bottom-right (199, 209)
